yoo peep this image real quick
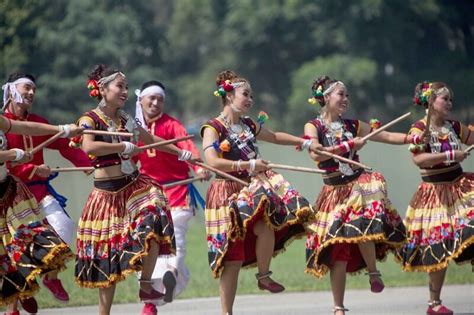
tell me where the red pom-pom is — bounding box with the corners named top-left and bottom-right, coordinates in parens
top-left (89, 89), bottom-right (99, 97)
top-left (87, 79), bottom-right (98, 90)
top-left (223, 82), bottom-right (233, 92)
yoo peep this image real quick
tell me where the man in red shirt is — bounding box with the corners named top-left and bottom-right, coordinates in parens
top-left (3, 72), bottom-right (91, 303)
top-left (135, 80), bottom-right (210, 315)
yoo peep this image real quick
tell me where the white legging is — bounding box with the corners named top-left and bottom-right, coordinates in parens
top-left (39, 195), bottom-right (76, 245)
top-left (140, 209), bottom-right (193, 306)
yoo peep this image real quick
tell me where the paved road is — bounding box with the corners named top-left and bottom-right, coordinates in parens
top-left (42, 284), bottom-right (473, 315)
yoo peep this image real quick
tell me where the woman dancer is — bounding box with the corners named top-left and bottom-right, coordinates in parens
top-left (201, 70), bottom-right (320, 315)
top-left (397, 82), bottom-right (473, 315)
top-left (304, 75), bottom-right (410, 314)
top-left (75, 65), bottom-right (198, 315)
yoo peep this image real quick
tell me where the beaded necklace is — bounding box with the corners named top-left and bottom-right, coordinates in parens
top-left (317, 115), bottom-right (355, 176)
top-left (94, 107), bottom-right (139, 174)
top-left (218, 113), bottom-right (258, 160)
top-left (428, 121), bottom-right (460, 154)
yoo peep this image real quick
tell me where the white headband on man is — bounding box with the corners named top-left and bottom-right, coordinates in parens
top-left (134, 85), bottom-right (166, 128)
top-left (2, 78), bottom-right (36, 107)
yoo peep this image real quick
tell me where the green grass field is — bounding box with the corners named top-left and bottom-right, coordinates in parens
top-left (11, 142), bottom-right (474, 309)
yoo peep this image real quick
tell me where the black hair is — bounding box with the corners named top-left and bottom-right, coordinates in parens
top-left (140, 80), bottom-right (165, 91)
top-left (7, 72), bottom-right (36, 83)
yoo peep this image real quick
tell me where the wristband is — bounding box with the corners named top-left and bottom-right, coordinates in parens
top-left (122, 141), bottom-right (135, 155)
top-left (58, 124), bottom-right (71, 138)
top-left (347, 140), bottom-right (355, 150)
top-left (444, 150), bottom-right (455, 164)
top-left (249, 159), bottom-right (256, 172)
top-left (178, 150), bottom-right (192, 161)
top-left (412, 134), bottom-right (421, 145)
top-left (338, 141), bottom-right (351, 153)
top-left (301, 139), bottom-right (313, 151)
top-left (11, 148), bottom-right (25, 161)
top-left (237, 160), bottom-right (242, 171)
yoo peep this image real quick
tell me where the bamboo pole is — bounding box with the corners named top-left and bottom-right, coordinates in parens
top-left (83, 129), bottom-right (134, 137)
top-left (193, 162), bottom-right (249, 186)
top-left (30, 131), bottom-right (65, 155)
top-left (464, 144), bottom-right (474, 154)
top-left (267, 163), bottom-right (326, 174)
top-left (51, 167), bottom-right (94, 172)
top-left (362, 112), bottom-right (411, 141)
top-left (316, 150), bottom-right (372, 170)
top-left (138, 135), bottom-right (194, 151)
top-left (424, 105), bottom-right (432, 135)
top-left (162, 176), bottom-right (206, 189)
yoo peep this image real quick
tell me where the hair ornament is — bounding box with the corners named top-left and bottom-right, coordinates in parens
top-left (213, 80), bottom-right (240, 97)
top-left (413, 81), bottom-right (433, 107)
top-left (87, 80), bottom-right (100, 98)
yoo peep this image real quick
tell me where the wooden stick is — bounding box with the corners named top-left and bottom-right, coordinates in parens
top-left (162, 176), bottom-right (206, 189)
top-left (464, 144), bottom-right (474, 154)
top-left (267, 163), bottom-right (326, 174)
top-left (316, 149), bottom-right (372, 170)
top-left (30, 131), bottom-right (65, 155)
top-left (83, 129), bottom-right (134, 137)
top-left (362, 112), bottom-right (412, 141)
top-left (193, 161), bottom-right (249, 186)
top-left (51, 167), bottom-right (94, 172)
top-left (138, 135), bottom-right (195, 151)
top-left (425, 105), bottom-right (432, 135)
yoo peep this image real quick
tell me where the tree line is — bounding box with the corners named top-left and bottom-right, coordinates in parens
top-left (2, 0), bottom-right (473, 133)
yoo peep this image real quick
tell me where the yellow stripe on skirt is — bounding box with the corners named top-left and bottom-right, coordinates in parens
top-left (306, 171), bottom-right (406, 278)
top-left (397, 173), bottom-right (474, 272)
top-left (75, 174), bottom-right (175, 288)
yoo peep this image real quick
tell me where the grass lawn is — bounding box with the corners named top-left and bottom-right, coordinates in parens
top-left (32, 215), bottom-right (473, 309)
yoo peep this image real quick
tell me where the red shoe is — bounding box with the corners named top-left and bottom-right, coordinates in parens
top-left (20, 296), bottom-right (38, 313)
top-left (3, 311), bottom-right (20, 315)
top-left (43, 277), bottom-right (70, 301)
top-left (256, 271), bottom-right (285, 293)
top-left (141, 303), bottom-right (157, 315)
top-left (427, 300), bottom-right (453, 315)
top-left (139, 288), bottom-right (165, 301)
top-left (366, 271), bottom-right (384, 293)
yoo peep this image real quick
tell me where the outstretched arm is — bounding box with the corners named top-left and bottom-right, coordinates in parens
top-left (358, 120), bottom-right (411, 145)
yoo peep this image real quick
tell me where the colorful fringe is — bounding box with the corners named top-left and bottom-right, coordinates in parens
top-left (397, 173), bottom-right (474, 272)
top-left (0, 176), bottom-right (73, 305)
top-left (305, 172), bottom-right (406, 278)
top-left (205, 171), bottom-right (312, 278)
top-left (75, 174), bottom-right (175, 288)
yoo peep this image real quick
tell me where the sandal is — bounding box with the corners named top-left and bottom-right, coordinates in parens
top-left (333, 305), bottom-right (349, 314)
